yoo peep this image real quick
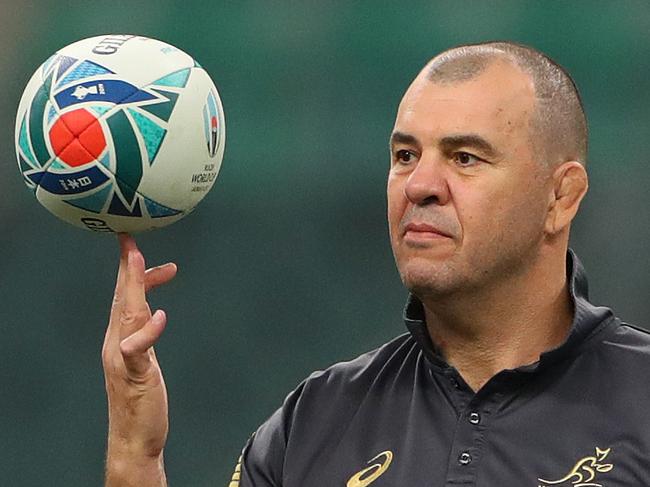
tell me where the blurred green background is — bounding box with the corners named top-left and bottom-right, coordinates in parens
top-left (1, 1), bottom-right (649, 485)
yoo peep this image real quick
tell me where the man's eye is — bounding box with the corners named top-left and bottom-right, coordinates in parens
top-left (395, 149), bottom-right (416, 164)
top-left (454, 152), bottom-right (482, 167)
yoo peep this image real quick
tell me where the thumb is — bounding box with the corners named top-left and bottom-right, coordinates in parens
top-left (120, 309), bottom-right (167, 377)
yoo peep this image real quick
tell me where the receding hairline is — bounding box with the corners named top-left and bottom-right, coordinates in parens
top-left (420, 41), bottom-right (588, 167)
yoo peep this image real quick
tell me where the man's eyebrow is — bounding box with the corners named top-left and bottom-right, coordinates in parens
top-left (390, 131), bottom-right (420, 147)
top-left (440, 134), bottom-right (501, 158)
top-left (390, 131), bottom-right (501, 158)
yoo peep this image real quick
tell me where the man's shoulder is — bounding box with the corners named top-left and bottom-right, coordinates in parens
top-left (244, 333), bottom-right (421, 457)
top-left (301, 332), bottom-right (419, 391)
top-left (601, 320), bottom-right (650, 357)
top-left (583, 319), bottom-right (650, 375)
top-left (268, 332), bottom-right (422, 421)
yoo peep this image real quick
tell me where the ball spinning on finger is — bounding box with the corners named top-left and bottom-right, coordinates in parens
top-left (15, 34), bottom-right (225, 233)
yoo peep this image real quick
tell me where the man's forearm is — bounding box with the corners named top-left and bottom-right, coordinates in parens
top-left (105, 451), bottom-right (167, 487)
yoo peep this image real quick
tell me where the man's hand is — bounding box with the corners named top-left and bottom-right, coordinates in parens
top-left (102, 234), bottom-right (177, 487)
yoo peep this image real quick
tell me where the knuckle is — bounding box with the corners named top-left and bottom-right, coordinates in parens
top-left (110, 297), bottom-right (122, 320)
top-left (120, 341), bottom-right (138, 358)
top-left (101, 346), bottom-right (122, 372)
top-left (102, 356), bottom-right (122, 379)
top-left (120, 308), bottom-right (149, 327)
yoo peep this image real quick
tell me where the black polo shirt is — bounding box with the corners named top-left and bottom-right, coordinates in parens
top-left (230, 251), bottom-right (650, 486)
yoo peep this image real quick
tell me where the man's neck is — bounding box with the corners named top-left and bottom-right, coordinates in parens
top-left (421, 254), bottom-right (574, 392)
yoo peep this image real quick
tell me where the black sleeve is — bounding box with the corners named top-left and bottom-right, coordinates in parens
top-left (227, 381), bottom-right (306, 487)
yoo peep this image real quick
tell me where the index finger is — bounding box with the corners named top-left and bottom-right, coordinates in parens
top-left (111, 233), bottom-right (139, 320)
top-left (105, 233), bottom-right (140, 347)
top-left (120, 245), bottom-right (151, 340)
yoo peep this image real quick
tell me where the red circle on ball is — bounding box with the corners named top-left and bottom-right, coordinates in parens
top-left (49, 108), bottom-right (107, 167)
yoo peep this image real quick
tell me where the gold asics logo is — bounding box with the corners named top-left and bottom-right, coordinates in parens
top-left (347, 451), bottom-right (393, 487)
top-left (538, 447), bottom-right (613, 487)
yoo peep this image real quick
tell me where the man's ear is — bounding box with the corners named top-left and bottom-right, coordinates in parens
top-left (545, 161), bottom-right (589, 235)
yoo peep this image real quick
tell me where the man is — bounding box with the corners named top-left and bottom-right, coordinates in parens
top-left (103, 41), bottom-right (650, 486)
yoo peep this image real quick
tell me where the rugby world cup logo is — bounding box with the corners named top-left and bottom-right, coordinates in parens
top-left (17, 54), bottom-right (194, 218)
top-left (203, 88), bottom-right (222, 158)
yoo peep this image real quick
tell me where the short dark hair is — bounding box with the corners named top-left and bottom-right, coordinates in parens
top-left (425, 41), bottom-right (588, 166)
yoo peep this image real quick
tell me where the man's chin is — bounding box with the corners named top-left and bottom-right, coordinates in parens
top-left (398, 259), bottom-right (462, 298)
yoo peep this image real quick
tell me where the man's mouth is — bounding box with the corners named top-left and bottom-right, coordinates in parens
top-left (403, 222), bottom-right (453, 240)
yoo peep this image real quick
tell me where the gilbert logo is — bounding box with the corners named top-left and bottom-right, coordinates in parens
top-left (538, 447), bottom-right (613, 487)
top-left (347, 451), bottom-right (393, 487)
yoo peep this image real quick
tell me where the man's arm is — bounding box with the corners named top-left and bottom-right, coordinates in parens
top-left (102, 234), bottom-right (177, 487)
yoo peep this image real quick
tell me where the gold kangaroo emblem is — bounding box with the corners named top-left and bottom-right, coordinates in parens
top-left (538, 447), bottom-right (613, 487)
top-left (347, 451), bottom-right (393, 487)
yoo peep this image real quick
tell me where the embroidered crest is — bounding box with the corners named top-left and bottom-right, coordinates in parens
top-left (538, 447), bottom-right (613, 487)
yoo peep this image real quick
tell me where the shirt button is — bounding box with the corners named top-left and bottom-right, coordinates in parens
top-left (458, 451), bottom-right (472, 465)
top-left (469, 412), bottom-right (481, 425)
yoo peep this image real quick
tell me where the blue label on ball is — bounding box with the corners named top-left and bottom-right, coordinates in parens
top-left (54, 80), bottom-right (158, 109)
top-left (36, 165), bottom-right (110, 195)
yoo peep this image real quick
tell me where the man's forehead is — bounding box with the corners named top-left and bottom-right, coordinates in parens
top-left (398, 60), bottom-right (536, 123)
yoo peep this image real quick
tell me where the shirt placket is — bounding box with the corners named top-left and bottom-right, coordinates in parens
top-left (436, 367), bottom-right (501, 486)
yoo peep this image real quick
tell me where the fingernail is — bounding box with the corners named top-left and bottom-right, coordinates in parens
top-left (152, 309), bottom-right (165, 325)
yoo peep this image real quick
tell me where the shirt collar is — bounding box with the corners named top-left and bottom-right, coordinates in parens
top-left (403, 249), bottom-right (616, 371)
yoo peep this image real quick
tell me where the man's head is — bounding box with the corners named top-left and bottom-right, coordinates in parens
top-left (426, 42), bottom-right (587, 167)
top-left (387, 41), bottom-right (589, 298)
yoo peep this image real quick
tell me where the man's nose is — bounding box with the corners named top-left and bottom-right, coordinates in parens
top-left (403, 154), bottom-right (450, 206)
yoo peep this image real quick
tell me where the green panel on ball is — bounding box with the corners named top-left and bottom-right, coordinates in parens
top-left (98, 151), bottom-right (111, 170)
top-left (28, 71), bottom-right (53, 166)
top-left (64, 183), bottom-right (113, 214)
top-left (141, 89), bottom-right (179, 122)
top-left (152, 68), bottom-right (191, 88)
top-left (18, 116), bottom-right (39, 168)
top-left (49, 159), bottom-right (67, 170)
top-left (143, 196), bottom-right (182, 218)
top-left (19, 155), bottom-right (33, 175)
top-left (106, 110), bottom-right (142, 205)
top-left (91, 105), bottom-right (112, 117)
top-left (127, 108), bottom-right (167, 165)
